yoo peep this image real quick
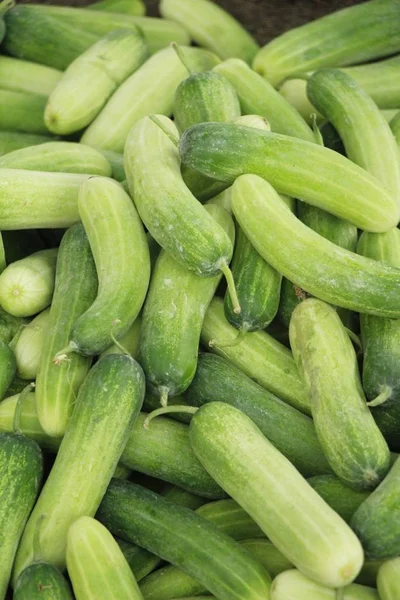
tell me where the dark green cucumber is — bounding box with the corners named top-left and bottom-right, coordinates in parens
top-left (14, 355), bottom-right (145, 578)
top-left (0, 132), bottom-right (54, 156)
top-left (14, 563), bottom-right (73, 600)
top-left (185, 352), bottom-right (331, 476)
top-left (97, 480), bottom-right (272, 600)
top-left (307, 475), bottom-right (370, 523)
top-left (0, 90), bottom-right (48, 135)
top-left (0, 433), bottom-right (43, 599)
top-left (0, 342), bottom-right (16, 400)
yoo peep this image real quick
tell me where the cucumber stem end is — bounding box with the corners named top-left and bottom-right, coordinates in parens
top-left (143, 405), bottom-right (198, 429)
top-left (220, 261), bottom-right (241, 314)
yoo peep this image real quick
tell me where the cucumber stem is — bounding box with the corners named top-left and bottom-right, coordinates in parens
top-left (160, 386), bottom-right (169, 408)
top-left (109, 318), bottom-right (132, 358)
top-left (171, 41), bottom-right (194, 75)
top-left (220, 261), bottom-right (241, 314)
top-left (53, 343), bottom-right (74, 365)
top-left (344, 327), bottom-right (362, 354)
top-left (367, 385), bottom-right (392, 408)
top-left (143, 405), bottom-right (198, 429)
top-left (13, 382), bottom-right (35, 435)
top-left (209, 328), bottom-right (247, 348)
top-left (149, 115), bottom-right (179, 147)
top-left (311, 114), bottom-right (324, 147)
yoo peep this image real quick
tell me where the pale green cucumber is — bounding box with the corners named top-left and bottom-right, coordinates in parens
top-left (88, 0), bottom-right (145, 14)
top-left (0, 89), bottom-right (48, 135)
top-left (382, 109), bottom-right (400, 122)
top-left (100, 316), bottom-right (141, 359)
top-left (377, 557), bottom-right (400, 600)
top-left (0, 131), bottom-right (54, 156)
top-left (99, 150), bottom-right (125, 182)
top-left (0, 56), bottom-right (61, 97)
top-left (13, 308), bottom-right (50, 379)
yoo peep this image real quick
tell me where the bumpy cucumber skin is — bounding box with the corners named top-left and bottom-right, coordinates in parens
top-left (14, 563), bottom-right (73, 600)
top-left (14, 355), bottom-right (145, 579)
top-left (139, 204), bottom-right (234, 400)
top-left (186, 352), bottom-right (331, 476)
top-left (377, 557), bottom-right (400, 600)
top-left (35, 225), bottom-right (97, 438)
top-left (180, 122), bottom-right (399, 233)
top-left (13, 308), bottom-right (51, 380)
top-left (307, 475), bottom-right (370, 523)
top-left (357, 230), bottom-right (400, 449)
top-left (0, 433), bottom-right (43, 600)
top-left (0, 342), bottom-right (16, 400)
top-left (97, 480), bottom-right (272, 600)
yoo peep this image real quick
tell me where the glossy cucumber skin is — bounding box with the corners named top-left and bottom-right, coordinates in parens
top-left (307, 475), bottom-right (370, 523)
top-left (97, 480), bottom-right (272, 600)
top-left (180, 122), bottom-right (399, 233)
top-left (82, 46), bottom-right (218, 152)
top-left (231, 175), bottom-right (400, 318)
top-left (186, 352), bottom-right (332, 476)
top-left (68, 178), bottom-right (150, 356)
top-left (0, 89), bottom-right (48, 135)
top-left (14, 563), bottom-right (73, 600)
top-left (14, 355), bottom-right (145, 579)
top-left (0, 55), bottom-right (61, 97)
top-left (125, 116), bottom-right (233, 277)
top-left (0, 342), bottom-right (16, 401)
top-left (67, 517), bottom-right (143, 600)
top-left (35, 225), bottom-right (97, 437)
top-left (358, 230), bottom-right (400, 449)
top-left (201, 297), bottom-right (309, 412)
top-left (139, 204), bottom-right (234, 400)
top-left (0, 132), bottom-right (54, 156)
top-left (0, 433), bottom-right (43, 600)
top-left (377, 557), bottom-right (400, 600)
top-left (13, 308), bottom-right (50, 380)
top-left (189, 402), bottom-right (364, 588)
top-left (351, 457), bottom-right (400, 559)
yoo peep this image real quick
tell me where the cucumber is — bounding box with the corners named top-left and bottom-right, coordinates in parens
top-left (45, 28), bottom-right (148, 135)
top-left (13, 309), bottom-right (50, 380)
top-left (88, 0), bottom-right (145, 15)
top-left (189, 402), bottom-right (364, 588)
top-left (242, 539), bottom-right (293, 579)
top-left (0, 132), bottom-right (54, 156)
top-left (180, 122), bottom-right (399, 233)
top-left (391, 111), bottom-right (400, 144)
top-left (351, 456), bottom-right (400, 559)
top-left (0, 169), bottom-right (90, 230)
top-left (0, 433), bottom-right (42, 600)
top-left (0, 307), bottom-right (26, 344)
top-left (195, 499), bottom-right (264, 540)
top-left (201, 297), bottom-right (309, 412)
top-left (0, 142), bottom-right (112, 176)
top-left (230, 174), bottom-right (400, 318)
top-left (14, 354), bottom-right (145, 579)
top-left (81, 46), bottom-right (219, 153)
top-left (0, 56), bottom-right (61, 97)
top-left (0, 89), bottom-right (48, 135)
top-left (307, 475), bottom-right (370, 523)
top-left (62, 178), bottom-right (150, 356)
top-left (14, 563), bottom-right (73, 600)
top-left (377, 557), bottom-right (400, 600)
top-left (139, 204), bottom-right (234, 403)
top-left (356, 560), bottom-right (383, 587)
top-left (35, 224), bottom-right (97, 437)
top-left (99, 150), bottom-right (125, 182)
top-left (97, 480), bottom-right (272, 600)
top-left (67, 516), bottom-right (144, 600)
top-left (253, 0), bottom-right (400, 87)
top-left (113, 464), bottom-right (132, 480)
top-left (186, 352), bottom-right (333, 476)
top-left (162, 485), bottom-right (205, 511)
top-left (357, 229), bottom-right (400, 449)
top-left (0, 342), bottom-right (16, 401)
top-left (0, 249), bottom-right (57, 318)
top-left (100, 316), bottom-right (141, 359)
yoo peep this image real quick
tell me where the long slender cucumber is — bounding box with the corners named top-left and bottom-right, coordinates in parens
top-left (377, 558), bottom-right (400, 600)
top-left (0, 55), bottom-right (61, 97)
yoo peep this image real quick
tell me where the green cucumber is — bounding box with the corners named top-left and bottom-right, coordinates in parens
top-left (14, 563), bottom-right (73, 600)
top-left (14, 354), bottom-right (145, 579)
top-left (180, 122), bottom-right (399, 233)
top-left (357, 229), bottom-right (400, 449)
top-left (82, 46), bottom-right (219, 153)
top-left (186, 352), bottom-right (333, 476)
top-left (97, 480), bottom-right (272, 600)
top-left (189, 401), bottom-right (364, 588)
top-left (0, 89), bottom-right (48, 135)
top-left (0, 142), bottom-right (111, 175)
top-left (88, 0), bottom-right (145, 14)
top-left (242, 539), bottom-right (293, 579)
top-left (290, 298), bottom-right (390, 489)
top-left (0, 342), bottom-right (16, 401)
top-left (13, 308), bottom-right (50, 380)
top-left (162, 485), bottom-right (205, 511)
top-left (35, 224), bottom-right (97, 437)
top-left (99, 150), bottom-right (125, 182)
top-left (62, 178), bottom-right (150, 356)
top-left (100, 316), bottom-right (141, 359)
top-left (139, 204), bottom-right (234, 403)
top-left (253, 0), bottom-right (400, 87)
top-left (201, 297), bottom-right (309, 412)
top-left (0, 308), bottom-right (24, 344)
top-left (351, 456), bottom-right (400, 559)
top-left (113, 464), bottom-right (132, 480)
top-left (0, 132), bottom-right (54, 156)
top-left (45, 28), bottom-right (148, 135)
top-left (0, 249), bottom-right (57, 317)
top-left (356, 559), bottom-right (383, 587)
top-left (307, 475), bottom-right (370, 523)
top-left (0, 433), bottom-right (42, 599)
top-left (67, 516), bottom-right (144, 600)
top-left (377, 558), bottom-right (400, 600)
top-left (0, 56), bottom-right (61, 97)
top-left (391, 111), bottom-right (400, 144)
top-left (195, 499), bottom-right (264, 540)
top-left (230, 174), bottom-right (400, 318)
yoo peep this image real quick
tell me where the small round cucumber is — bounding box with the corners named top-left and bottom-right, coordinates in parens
top-left (14, 563), bottom-right (73, 600)
top-left (377, 557), bottom-right (400, 600)
top-left (13, 308), bottom-right (50, 380)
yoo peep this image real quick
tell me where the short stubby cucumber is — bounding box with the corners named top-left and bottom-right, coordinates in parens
top-left (88, 0), bottom-right (145, 15)
top-left (35, 225), bottom-right (97, 437)
top-left (0, 89), bottom-right (48, 135)
top-left (81, 46), bottom-right (219, 152)
top-left (13, 308), bottom-right (50, 380)
top-left (230, 175), bottom-right (400, 318)
top-left (186, 352), bottom-right (332, 476)
top-left (97, 480), bottom-right (272, 600)
top-left (0, 132), bottom-right (54, 156)
top-left (61, 178), bottom-right (150, 356)
top-left (67, 516), bottom-right (144, 600)
top-left (139, 204), bottom-right (234, 403)
top-left (377, 557), bottom-right (400, 600)
top-left (189, 402), bottom-right (364, 588)
top-left (45, 28), bottom-right (148, 135)
top-left (14, 354), bottom-right (145, 579)
top-left (307, 475), bottom-right (370, 523)
top-left (100, 316), bottom-right (141, 360)
top-left (180, 122), bottom-right (399, 233)
top-left (160, 0), bottom-right (258, 64)
top-left (0, 342), bottom-right (16, 401)
top-left (0, 248), bottom-right (57, 318)
top-left (0, 55), bottom-right (62, 97)
top-left (14, 563), bottom-right (73, 600)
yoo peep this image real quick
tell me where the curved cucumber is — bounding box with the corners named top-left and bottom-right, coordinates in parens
top-left (97, 480), bottom-right (272, 600)
top-left (14, 563), bottom-right (73, 600)
top-left (0, 131), bottom-right (54, 156)
top-left (100, 316), bottom-right (141, 359)
top-left (45, 28), bottom-right (148, 135)
top-left (0, 55), bottom-right (61, 97)
top-left (66, 178), bottom-right (150, 356)
top-left (67, 516), bottom-right (143, 600)
top-left (0, 342), bottom-right (16, 400)
top-left (307, 475), bottom-right (370, 523)
top-left (0, 89), bottom-right (48, 135)
top-left (35, 225), bottom-right (97, 437)
top-left (186, 352), bottom-right (332, 476)
top-left (231, 174), bottom-right (400, 318)
top-left (139, 204), bottom-right (234, 401)
top-left (377, 558), bottom-right (400, 600)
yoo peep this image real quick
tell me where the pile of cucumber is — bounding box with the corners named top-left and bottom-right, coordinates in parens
top-left (0, 0), bottom-right (400, 598)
